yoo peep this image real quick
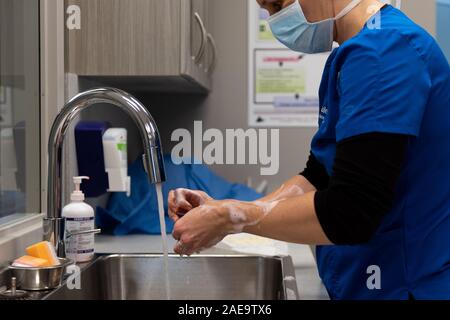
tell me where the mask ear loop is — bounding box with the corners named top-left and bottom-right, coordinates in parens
top-left (302, 0), bottom-right (364, 25)
top-left (334, 0), bottom-right (364, 21)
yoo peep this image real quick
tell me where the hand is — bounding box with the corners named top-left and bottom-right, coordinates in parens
top-left (172, 200), bottom-right (234, 256)
top-left (172, 200), bottom-right (266, 256)
top-left (168, 188), bottom-right (213, 222)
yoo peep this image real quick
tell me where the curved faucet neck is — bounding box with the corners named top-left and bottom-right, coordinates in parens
top-left (45, 88), bottom-right (166, 256)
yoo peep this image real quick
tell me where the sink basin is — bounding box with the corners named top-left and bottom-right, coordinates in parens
top-left (44, 254), bottom-right (299, 300)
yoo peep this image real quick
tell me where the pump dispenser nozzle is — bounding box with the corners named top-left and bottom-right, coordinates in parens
top-left (71, 176), bottom-right (90, 201)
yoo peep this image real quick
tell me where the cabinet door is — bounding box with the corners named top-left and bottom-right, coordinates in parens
top-left (180, 0), bottom-right (210, 90)
top-left (202, 0), bottom-right (217, 79)
top-left (190, 0), bottom-right (207, 65)
top-left (65, 0), bottom-right (181, 76)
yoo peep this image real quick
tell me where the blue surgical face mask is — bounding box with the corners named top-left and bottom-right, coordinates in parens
top-left (268, 0), bottom-right (363, 54)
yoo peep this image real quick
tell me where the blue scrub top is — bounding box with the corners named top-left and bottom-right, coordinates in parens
top-left (312, 5), bottom-right (450, 300)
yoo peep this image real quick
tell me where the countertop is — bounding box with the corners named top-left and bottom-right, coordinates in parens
top-left (96, 233), bottom-right (329, 300)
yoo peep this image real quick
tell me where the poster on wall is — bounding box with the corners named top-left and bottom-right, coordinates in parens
top-left (248, 1), bottom-right (329, 128)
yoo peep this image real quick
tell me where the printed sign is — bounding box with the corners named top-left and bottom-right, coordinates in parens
top-left (248, 1), bottom-right (329, 127)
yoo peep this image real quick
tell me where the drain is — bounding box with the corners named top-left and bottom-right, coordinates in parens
top-left (0, 290), bottom-right (30, 300)
top-left (0, 277), bottom-right (30, 300)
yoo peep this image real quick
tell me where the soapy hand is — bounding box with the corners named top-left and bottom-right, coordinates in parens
top-left (172, 200), bottom-right (232, 256)
top-left (168, 188), bottom-right (213, 222)
top-left (172, 200), bottom-right (273, 256)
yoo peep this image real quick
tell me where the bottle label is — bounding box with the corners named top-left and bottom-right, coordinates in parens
top-left (66, 217), bottom-right (94, 222)
top-left (65, 217), bottom-right (95, 262)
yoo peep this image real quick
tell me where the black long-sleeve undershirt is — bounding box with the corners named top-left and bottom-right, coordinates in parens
top-left (300, 133), bottom-right (409, 245)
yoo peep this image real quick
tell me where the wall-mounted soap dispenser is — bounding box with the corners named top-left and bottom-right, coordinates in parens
top-left (103, 128), bottom-right (131, 197)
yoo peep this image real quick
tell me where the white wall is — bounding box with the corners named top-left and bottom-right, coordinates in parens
top-left (403, 0), bottom-right (436, 36)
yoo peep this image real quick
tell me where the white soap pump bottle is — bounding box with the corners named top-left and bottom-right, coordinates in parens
top-left (62, 176), bottom-right (95, 263)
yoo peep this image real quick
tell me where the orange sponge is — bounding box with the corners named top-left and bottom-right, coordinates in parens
top-left (12, 255), bottom-right (49, 268)
top-left (26, 241), bottom-right (60, 266)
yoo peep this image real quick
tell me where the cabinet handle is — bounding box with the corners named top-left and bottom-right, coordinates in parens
top-left (193, 12), bottom-right (207, 64)
top-left (206, 33), bottom-right (217, 75)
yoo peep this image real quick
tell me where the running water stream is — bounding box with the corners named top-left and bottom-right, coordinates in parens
top-left (156, 183), bottom-right (171, 300)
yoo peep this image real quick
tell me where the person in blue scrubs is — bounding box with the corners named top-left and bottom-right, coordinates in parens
top-left (168, 0), bottom-right (450, 300)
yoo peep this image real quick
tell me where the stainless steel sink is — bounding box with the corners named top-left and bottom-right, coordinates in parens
top-left (44, 254), bottom-right (299, 300)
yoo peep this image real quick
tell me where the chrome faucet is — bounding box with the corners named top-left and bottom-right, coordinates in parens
top-left (44, 88), bottom-right (166, 257)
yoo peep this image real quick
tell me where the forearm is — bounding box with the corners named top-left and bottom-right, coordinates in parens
top-left (216, 176), bottom-right (326, 245)
top-left (221, 193), bottom-right (332, 245)
top-left (257, 175), bottom-right (317, 203)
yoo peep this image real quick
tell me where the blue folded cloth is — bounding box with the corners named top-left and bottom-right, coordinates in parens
top-left (96, 155), bottom-right (262, 235)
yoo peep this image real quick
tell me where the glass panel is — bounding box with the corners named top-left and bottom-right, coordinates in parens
top-left (0, 0), bottom-right (40, 219)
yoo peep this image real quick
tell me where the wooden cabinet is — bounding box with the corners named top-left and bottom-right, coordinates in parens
top-left (65, 0), bottom-right (216, 92)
